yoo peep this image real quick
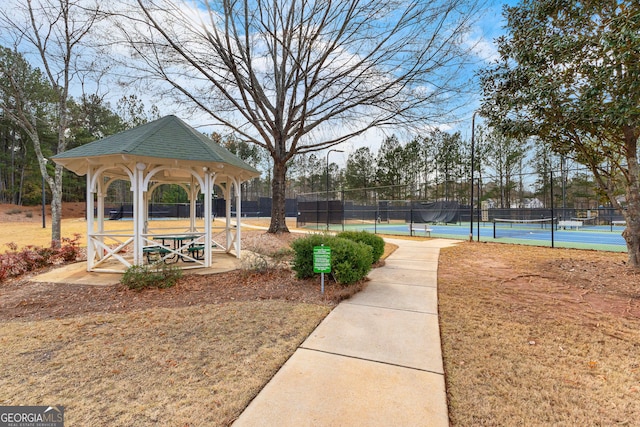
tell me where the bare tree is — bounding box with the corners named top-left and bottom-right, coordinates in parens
top-left (110, 0), bottom-right (481, 232)
top-left (0, 0), bottom-right (104, 244)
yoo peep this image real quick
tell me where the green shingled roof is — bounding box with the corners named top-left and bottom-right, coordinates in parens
top-left (52, 115), bottom-right (259, 175)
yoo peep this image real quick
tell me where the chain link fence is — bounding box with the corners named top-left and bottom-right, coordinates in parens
top-left (296, 185), bottom-right (627, 252)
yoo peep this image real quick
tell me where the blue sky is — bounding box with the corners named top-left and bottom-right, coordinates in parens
top-left (434, 0), bottom-right (519, 147)
top-left (0, 0), bottom-right (520, 164)
top-left (106, 0), bottom-right (520, 166)
top-left (165, 0), bottom-right (520, 167)
top-left (335, 0), bottom-right (518, 160)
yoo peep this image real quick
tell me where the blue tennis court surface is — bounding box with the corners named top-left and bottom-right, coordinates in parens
top-left (320, 222), bottom-right (627, 252)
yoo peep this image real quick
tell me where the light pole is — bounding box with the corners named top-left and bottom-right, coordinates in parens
top-left (42, 159), bottom-right (48, 229)
top-left (470, 112), bottom-right (476, 241)
top-left (326, 149), bottom-right (343, 230)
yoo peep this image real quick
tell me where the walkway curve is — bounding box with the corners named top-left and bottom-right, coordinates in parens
top-left (234, 238), bottom-right (459, 427)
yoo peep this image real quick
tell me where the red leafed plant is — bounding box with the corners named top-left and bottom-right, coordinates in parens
top-left (0, 233), bottom-right (82, 283)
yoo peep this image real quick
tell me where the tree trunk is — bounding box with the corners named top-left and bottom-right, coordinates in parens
top-left (32, 133), bottom-right (62, 246)
top-left (622, 180), bottom-right (640, 267)
top-left (10, 140), bottom-right (16, 204)
top-left (623, 220), bottom-right (640, 267)
top-left (619, 128), bottom-right (640, 267)
top-left (17, 163), bottom-right (25, 206)
top-left (50, 163), bottom-right (63, 245)
top-left (268, 159), bottom-right (289, 233)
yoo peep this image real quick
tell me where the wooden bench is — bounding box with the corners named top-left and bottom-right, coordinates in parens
top-left (408, 223), bottom-right (432, 237)
top-left (558, 220), bottom-right (583, 230)
top-left (612, 220), bottom-right (626, 227)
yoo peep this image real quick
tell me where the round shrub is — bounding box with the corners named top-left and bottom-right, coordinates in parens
top-left (336, 231), bottom-right (385, 264)
top-left (329, 238), bottom-right (372, 284)
top-left (290, 234), bottom-right (372, 284)
top-left (290, 234), bottom-right (333, 279)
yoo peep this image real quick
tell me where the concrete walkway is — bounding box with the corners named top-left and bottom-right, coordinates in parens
top-left (234, 238), bottom-right (459, 427)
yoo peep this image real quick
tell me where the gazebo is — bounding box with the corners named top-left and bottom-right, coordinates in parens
top-left (52, 115), bottom-right (260, 273)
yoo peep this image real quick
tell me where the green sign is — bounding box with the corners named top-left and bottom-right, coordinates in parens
top-left (313, 246), bottom-right (331, 273)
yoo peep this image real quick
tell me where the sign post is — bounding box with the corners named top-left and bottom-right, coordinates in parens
top-left (313, 245), bottom-right (331, 294)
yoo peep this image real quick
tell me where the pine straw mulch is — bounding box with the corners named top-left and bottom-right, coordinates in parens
top-left (0, 230), bottom-right (368, 322)
top-left (0, 268), bottom-right (366, 322)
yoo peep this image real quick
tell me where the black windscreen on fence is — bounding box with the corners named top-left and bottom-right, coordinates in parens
top-left (298, 200), bottom-right (344, 225)
top-left (294, 188), bottom-right (627, 251)
top-left (104, 198), bottom-right (298, 219)
top-left (410, 201), bottom-right (460, 223)
top-left (105, 203), bottom-right (205, 219)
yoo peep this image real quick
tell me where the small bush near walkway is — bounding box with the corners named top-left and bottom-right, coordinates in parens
top-left (336, 231), bottom-right (385, 264)
top-left (291, 234), bottom-right (372, 285)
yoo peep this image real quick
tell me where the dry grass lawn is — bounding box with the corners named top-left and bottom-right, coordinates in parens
top-left (438, 242), bottom-right (640, 425)
top-left (0, 204), bottom-right (365, 425)
top-left (0, 301), bottom-right (329, 425)
top-left (9, 203), bottom-right (640, 424)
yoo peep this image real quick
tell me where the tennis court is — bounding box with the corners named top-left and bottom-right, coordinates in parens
top-left (317, 220), bottom-right (627, 252)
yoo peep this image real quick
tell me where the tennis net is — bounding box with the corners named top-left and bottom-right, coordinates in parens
top-left (493, 218), bottom-right (555, 239)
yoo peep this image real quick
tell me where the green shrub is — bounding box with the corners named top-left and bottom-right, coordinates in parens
top-left (121, 264), bottom-right (182, 290)
top-left (290, 234), bottom-right (372, 285)
top-left (336, 231), bottom-right (385, 263)
top-left (290, 234), bottom-right (332, 279)
top-left (329, 238), bottom-right (372, 284)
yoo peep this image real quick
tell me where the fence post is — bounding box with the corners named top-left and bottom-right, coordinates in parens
top-left (609, 207), bottom-right (613, 232)
top-left (550, 171), bottom-right (555, 248)
top-left (477, 180), bottom-right (481, 241)
top-left (341, 190), bottom-right (345, 232)
top-left (410, 205), bottom-right (413, 237)
top-left (375, 207), bottom-right (378, 234)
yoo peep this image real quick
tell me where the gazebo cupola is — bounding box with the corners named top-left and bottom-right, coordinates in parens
top-left (52, 115), bottom-right (260, 273)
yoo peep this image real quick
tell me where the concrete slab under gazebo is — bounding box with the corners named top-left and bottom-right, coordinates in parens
top-left (52, 115), bottom-right (260, 273)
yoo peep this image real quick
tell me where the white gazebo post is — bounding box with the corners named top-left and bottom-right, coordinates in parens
top-left (96, 179), bottom-right (105, 261)
top-left (86, 166), bottom-right (95, 270)
top-left (96, 181), bottom-right (104, 232)
top-left (203, 168), bottom-right (213, 267)
top-left (223, 182), bottom-right (232, 254)
top-left (234, 177), bottom-right (242, 255)
top-left (189, 176), bottom-right (198, 233)
top-left (133, 162), bottom-right (146, 265)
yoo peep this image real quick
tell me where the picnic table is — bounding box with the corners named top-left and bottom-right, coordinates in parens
top-left (144, 234), bottom-right (205, 263)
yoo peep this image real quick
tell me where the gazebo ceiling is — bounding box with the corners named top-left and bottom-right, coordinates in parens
top-left (52, 115), bottom-right (260, 184)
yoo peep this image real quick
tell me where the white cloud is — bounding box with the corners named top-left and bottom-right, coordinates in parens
top-left (464, 30), bottom-right (500, 63)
